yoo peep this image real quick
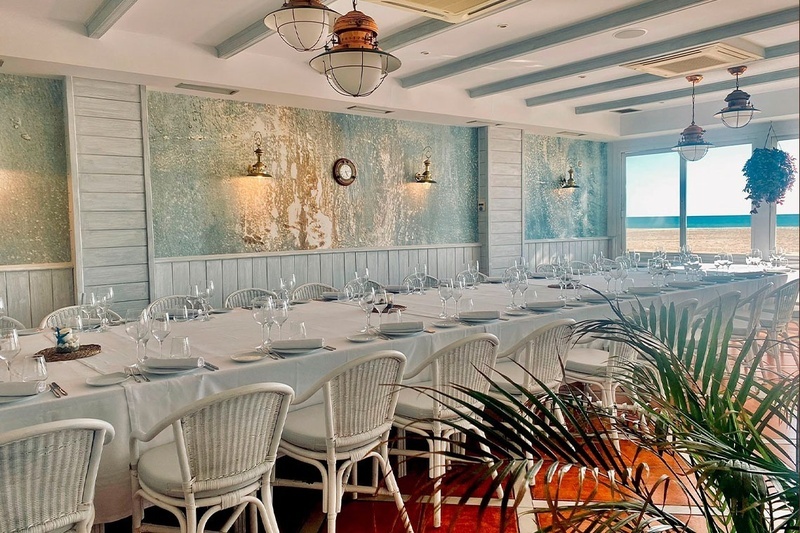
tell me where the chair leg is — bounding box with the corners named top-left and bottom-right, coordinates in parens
top-left (327, 458), bottom-right (339, 533)
top-left (433, 437), bottom-right (444, 529)
top-left (378, 445), bottom-right (414, 533)
top-left (396, 427), bottom-right (407, 478)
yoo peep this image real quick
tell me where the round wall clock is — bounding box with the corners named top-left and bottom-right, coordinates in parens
top-left (333, 158), bottom-right (357, 186)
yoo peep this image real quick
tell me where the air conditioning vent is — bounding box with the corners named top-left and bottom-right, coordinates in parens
top-left (466, 119), bottom-right (505, 126)
top-left (366, 0), bottom-right (512, 23)
top-left (621, 42), bottom-right (763, 78)
top-left (555, 131), bottom-right (586, 137)
top-left (612, 108), bottom-right (640, 114)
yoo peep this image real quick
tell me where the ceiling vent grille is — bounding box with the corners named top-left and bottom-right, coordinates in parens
top-left (366, 0), bottom-right (512, 23)
top-left (612, 108), bottom-right (640, 114)
top-left (555, 131), bottom-right (586, 137)
top-left (621, 42), bottom-right (763, 78)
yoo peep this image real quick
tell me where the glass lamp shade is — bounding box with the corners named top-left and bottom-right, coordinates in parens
top-left (264, 2), bottom-right (340, 52)
top-left (672, 123), bottom-right (712, 162)
top-left (309, 49), bottom-right (401, 97)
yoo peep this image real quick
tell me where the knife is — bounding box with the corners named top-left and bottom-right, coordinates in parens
top-left (51, 382), bottom-right (68, 396)
top-left (49, 383), bottom-right (62, 398)
top-left (203, 362), bottom-right (219, 371)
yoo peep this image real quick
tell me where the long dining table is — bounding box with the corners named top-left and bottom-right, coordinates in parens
top-left (0, 267), bottom-right (786, 523)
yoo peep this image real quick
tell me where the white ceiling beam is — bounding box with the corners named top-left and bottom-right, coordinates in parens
top-left (467, 8), bottom-right (799, 98)
top-left (525, 41), bottom-right (799, 107)
top-left (85, 0), bottom-right (139, 38)
top-left (399, 0), bottom-right (711, 88)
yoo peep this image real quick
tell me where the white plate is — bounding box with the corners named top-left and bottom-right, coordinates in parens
top-left (291, 299), bottom-right (310, 305)
top-left (504, 309), bottom-right (529, 316)
top-left (86, 372), bottom-right (129, 386)
top-left (231, 353), bottom-right (268, 363)
top-left (0, 393), bottom-right (42, 404)
top-left (526, 301), bottom-right (565, 310)
top-left (669, 281), bottom-right (702, 289)
top-left (459, 318), bottom-right (497, 324)
top-left (139, 364), bottom-right (198, 375)
top-left (17, 328), bottom-right (42, 336)
top-left (209, 308), bottom-right (232, 314)
top-left (271, 347), bottom-right (319, 356)
top-left (380, 330), bottom-right (423, 337)
top-left (626, 287), bottom-right (661, 295)
top-left (433, 320), bottom-right (459, 328)
top-left (346, 334), bottom-right (376, 343)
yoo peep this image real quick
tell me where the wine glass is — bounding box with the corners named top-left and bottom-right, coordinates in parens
top-left (746, 249), bottom-right (762, 266)
top-left (451, 278), bottom-right (464, 319)
top-left (557, 266), bottom-right (573, 301)
top-left (571, 268), bottom-right (582, 300)
top-left (373, 289), bottom-right (391, 326)
top-left (413, 264), bottom-right (427, 295)
top-left (601, 262), bottom-right (613, 293)
top-left (252, 297), bottom-right (275, 351)
top-left (124, 310), bottom-right (150, 364)
top-left (150, 313), bottom-right (171, 357)
top-left (22, 354), bottom-right (47, 383)
top-left (280, 275), bottom-right (296, 300)
top-left (273, 299), bottom-right (289, 339)
top-left (467, 260), bottom-right (480, 290)
top-left (0, 328), bottom-right (21, 381)
top-left (97, 287), bottom-right (114, 330)
top-left (518, 273), bottom-right (530, 307)
top-left (358, 288), bottom-right (376, 333)
top-left (437, 280), bottom-right (453, 318)
top-left (204, 281), bottom-right (215, 309)
top-left (0, 296), bottom-right (6, 319)
top-left (502, 267), bottom-right (520, 309)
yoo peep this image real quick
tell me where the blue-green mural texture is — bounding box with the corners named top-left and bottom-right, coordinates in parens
top-left (0, 74), bottom-right (69, 265)
top-left (148, 92), bottom-right (478, 258)
top-left (523, 134), bottom-right (607, 240)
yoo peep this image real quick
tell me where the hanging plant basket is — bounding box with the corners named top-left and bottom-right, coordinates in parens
top-left (742, 147), bottom-right (797, 214)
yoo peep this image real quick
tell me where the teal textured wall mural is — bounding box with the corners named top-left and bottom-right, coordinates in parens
top-left (0, 74), bottom-right (69, 265)
top-left (523, 134), bottom-right (608, 240)
top-left (148, 92), bottom-right (478, 258)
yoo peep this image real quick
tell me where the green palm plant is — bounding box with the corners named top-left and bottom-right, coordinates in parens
top-left (409, 297), bottom-right (798, 532)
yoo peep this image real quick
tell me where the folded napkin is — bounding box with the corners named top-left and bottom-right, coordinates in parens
top-left (321, 291), bottom-right (347, 300)
top-left (627, 286), bottom-right (661, 295)
top-left (144, 357), bottom-right (204, 369)
top-left (485, 276), bottom-right (503, 283)
top-left (669, 281), bottom-right (701, 289)
top-left (384, 285), bottom-right (405, 294)
top-left (525, 301), bottom-right (565, 310)
top-left (380, 321), bottom-right (424, 333)
top-left (0, 381), bottom-right (46, 397)
top-left (459, 310), bottom-right (501, 320)
top-left (271, 338), bottom-right (324, 351)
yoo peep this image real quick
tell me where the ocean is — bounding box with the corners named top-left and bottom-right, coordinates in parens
top-left (626, 214), bottom-right (799, 229)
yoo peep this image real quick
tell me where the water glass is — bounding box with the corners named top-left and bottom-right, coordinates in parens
top-left (502, 267), bottom-right (520, 308)
top-left (285, 321), bottom-right (307, 340)
top-left (373, 289), bottom-right (391, 326)
top-left (0, 328), bottom-right (21, 381)
top-left (358, 288), bottom-right (376, 333)
top-left (125, 310), bottom-right (150, 364)
top-left (466, 260), bottom-right (480, 289)
top-left (22, 354), bottom-right (47, 383)
top-left (437, 280), bottom-right (453, 318)
top-left (746, 249), bottom-right (762, 266)
top-left (170, 336), bottom-right (191, 359)
top-left (252, 297), bottom-right (276, 350)
top-left (451, 279), bottom-right (464, 318)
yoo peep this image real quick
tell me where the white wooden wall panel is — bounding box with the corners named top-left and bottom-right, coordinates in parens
top-left (67, 77), bottom-right (151, 314)
top-left (153, 244), bottom-right (481, 302)
top-left (0, 266), bottom-right (74, 328)
top-left (524, 237), bottom-right (611, 267)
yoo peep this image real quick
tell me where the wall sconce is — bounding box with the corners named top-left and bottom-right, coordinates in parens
top-left (247, 132), bottom-right (273, 178)
top-left (559, 166), bottom-right (579, 189)
top-left (414, 146), bottom-right (436, 184)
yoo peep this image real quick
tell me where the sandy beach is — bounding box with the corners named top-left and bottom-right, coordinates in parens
top-left (627, 227), bottom-right (799, 255)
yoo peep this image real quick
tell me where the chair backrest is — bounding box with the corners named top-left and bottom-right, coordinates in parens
top-left (406, 333), bottom-right (499, 419)
top-left (596, 340), bottom-right (639, 379)
top-left (146, 295), bottom-right (191, 318)
top-left (764, 278), bottom-right (799, 330)
top-left (291, 283), bottom-right (337, 301)
top-left (401, 273), bottom-right (440, 289)
top-left (0, 418), bottom-right (114, 532)
top-left (735, 281), bottom-right (774, 332)
top-left (160, 383), bottom-right (293, 495)
top-left (498, 319), bottom-right (575, 392)
top-left (0, 316), bottom-right (26, 330)
top-left (631, 298), bottom-right (698, 353)
top-left (224, 288), bottom-right (277, 309)
top-left (363, 279), bottom-right (388, 293)
top-left (298, 351), bottom-right (406, 451)
top-left (694, 290), bottom-right (741, 333)
top-left (568, 261), bottom-right (593, 275)
top-left (39, 305), bottom-right (122, 329)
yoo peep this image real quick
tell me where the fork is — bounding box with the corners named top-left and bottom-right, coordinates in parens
top-left (134, 366), bottom-right (150, 382)
top-left (125, 367), bottom-right (141, 383)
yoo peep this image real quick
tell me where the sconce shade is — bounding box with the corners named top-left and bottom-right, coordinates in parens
top-left (264, 0), bottom-right (340, 52)
top-left (247, 132), bottom-right (272, 177)
top-left (414, 147), bottom-right (435, 183)
top-left (713, 66), bottom-right (759, 128)
top-left (309, 4), bottom-right (400, 97)
top-left (672, 74), bottom-right (712, 162)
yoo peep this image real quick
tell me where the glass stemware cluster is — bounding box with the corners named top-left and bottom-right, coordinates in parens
top-left (437, 278), bottom-right (464, 319)
top-left (0, 328), bottom-right (21, 381)
top-left (502, 265), bottom-right (529, 309)
top-left (189, 281), bottom-right (215, 320)
top-left (124, 310), bottom-right (150, 364)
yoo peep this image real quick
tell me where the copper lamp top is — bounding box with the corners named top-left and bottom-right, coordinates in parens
top-left (331, 9), bottom-right (380, 50)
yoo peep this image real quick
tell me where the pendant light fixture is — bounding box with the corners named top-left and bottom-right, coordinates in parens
top-left (714, 66), bottom-right (760, 129)
top-left (247, 132), bottom-right (273, 177)
top-left (264, 0), bottom-right (340, 52)
top-left (672, 74), bottom-right (712, 162)
top-left (309, 0), bottom-right (401, 97)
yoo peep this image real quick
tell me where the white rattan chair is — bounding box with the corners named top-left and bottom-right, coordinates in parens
top-left (291, 283), bottom-right (337, 301)
top-left (757, 279), bottom-right (799, 373)
top-left (275, 351), bottom-right (413, 533)
top-left (0, 316), bottom-right (26, 329)
top-left (0, 418), bottom-right (114, 533)
top-left (223, 288), bottom-right (277, 309)
top-left (130, 383), bottom-right (294, 533)
top-left (393, 333), bottom-right (499, 528)
top-left (730, 282), bottom-right (774, 372)
top-left (564, 339), bottom-right (639, 449)
top-left (692, 291), bottom-right (741, 351)
top-left (145, 295), bottom-right (192, 318)
top-left (632, 297), bottom-right (699, 353)
top-left (490, 319), bottom-right (576, 399)
top-left (39, 305), bottom-right (122, 329)
top-left (402, 273), bottom-right (440, 288)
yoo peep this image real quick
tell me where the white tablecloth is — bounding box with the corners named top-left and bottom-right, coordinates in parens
top-left (0, 269), bottom-right (784, 522)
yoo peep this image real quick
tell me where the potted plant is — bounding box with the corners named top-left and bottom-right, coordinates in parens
top-left (411, 299), bottom-right (798, 532)
top-left (742, 147), bottom-right (797, 214)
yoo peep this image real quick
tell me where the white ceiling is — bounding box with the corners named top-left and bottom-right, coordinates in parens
top-left (0, 0), bottom-right (797, 140)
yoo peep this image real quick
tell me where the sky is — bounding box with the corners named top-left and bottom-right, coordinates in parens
top-left (626, 140), bottom-right (800, 218)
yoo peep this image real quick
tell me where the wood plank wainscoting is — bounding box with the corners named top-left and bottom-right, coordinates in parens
top-left (525, 237), bottom-right (611, 268)
top-left (0, 264), bottom-right (74, 328)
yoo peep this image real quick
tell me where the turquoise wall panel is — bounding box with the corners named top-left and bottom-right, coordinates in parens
top-left (0, 74), bottom-right (69, 265)
top-left (148, 92), bottom-right (478, 258)
top-left (523, 134), bottom-right (608, 240)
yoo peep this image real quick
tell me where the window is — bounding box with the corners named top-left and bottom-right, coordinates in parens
top-left (625, 152), bottom-right (680, 253)
top-left (686, 144), bottom-right (752, 254)
top-left (776, 139), bottom-right (799, 255)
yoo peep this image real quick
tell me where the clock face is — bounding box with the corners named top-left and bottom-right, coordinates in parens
top-left (333, 158), bottom-right (356, 186)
